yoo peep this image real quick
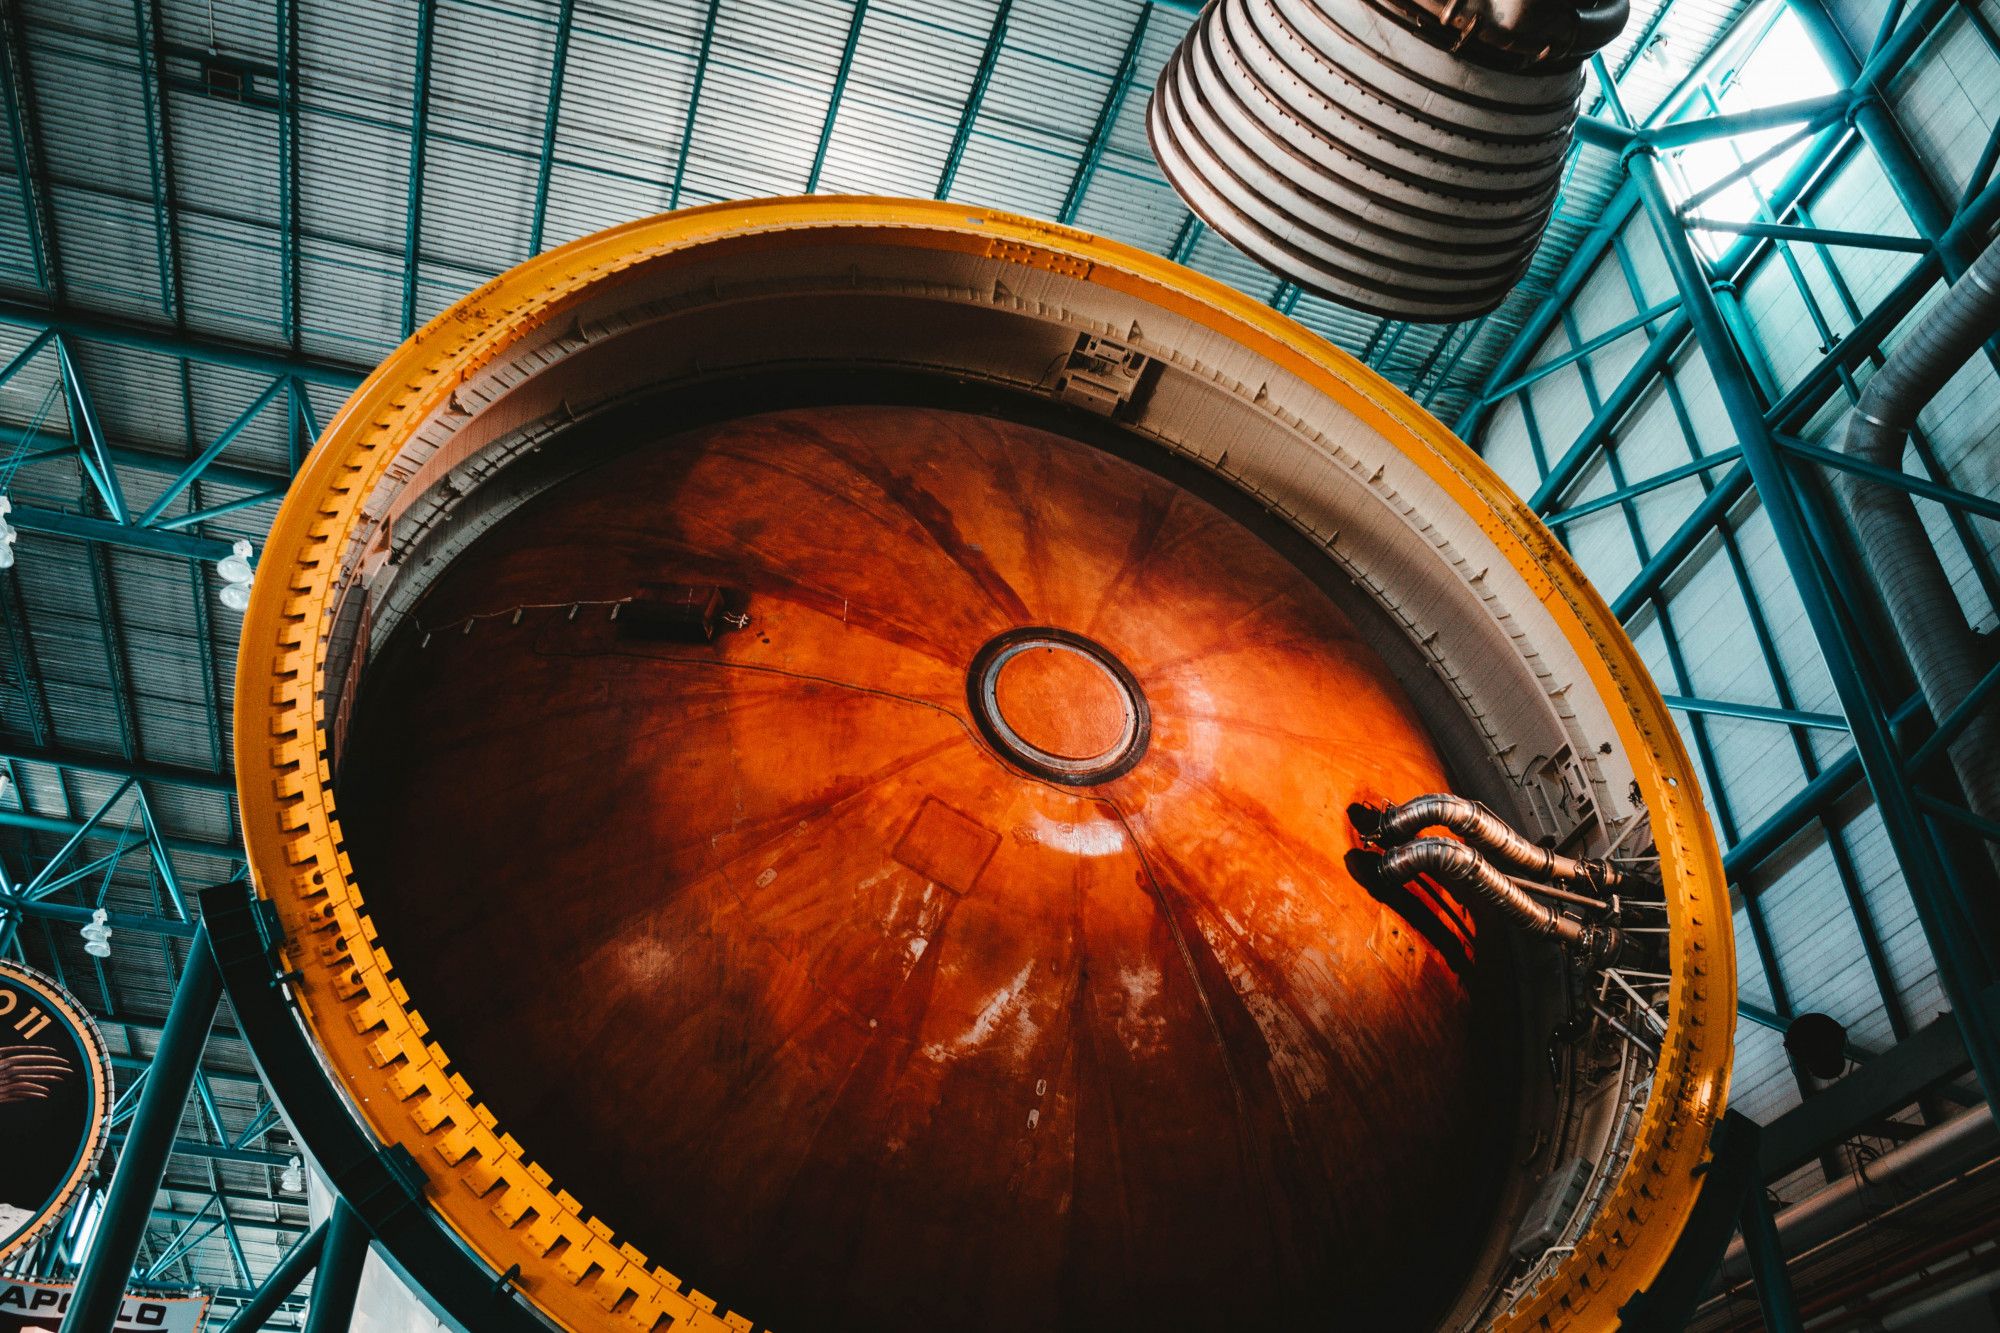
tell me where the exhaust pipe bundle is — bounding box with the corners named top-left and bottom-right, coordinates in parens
top-left (1349, 794), bottom-right (1634, 965)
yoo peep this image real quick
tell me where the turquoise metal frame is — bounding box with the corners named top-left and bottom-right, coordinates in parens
top-left (1, 0), bottom-right (1995, 1319)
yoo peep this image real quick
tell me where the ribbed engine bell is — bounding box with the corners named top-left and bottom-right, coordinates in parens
top-left (1149, 0), bottom-right (1627, 322)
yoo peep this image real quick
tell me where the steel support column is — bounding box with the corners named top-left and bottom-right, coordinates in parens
top-left (220, 1224), bottom-right (326, 1333)
top-left (1739, 1184), bottom-right (1805, 1332)
top-left (61, 926), bottom-right (221, 1333)
top-left (301, 1203), bottom-right (369, 1333)
top-left (1791, 0), bottom-right (1973, 272)
top-left (1626, 144), bottom-right (2000, 1101)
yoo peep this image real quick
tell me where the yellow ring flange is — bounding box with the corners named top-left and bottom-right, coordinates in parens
top-left (235, 196), bottom-right (1732, 1333)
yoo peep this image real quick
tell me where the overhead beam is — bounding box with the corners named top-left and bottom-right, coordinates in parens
top-left (1758, 993), bottom-right (1995, 1179)
top-left (805, 0), bottom-right (868, 194)
top-left (935, 0), bottom-right (1012, 199)
top-left (399, 0), bottom-right (438, 337)
top-left (0, 894), bottom-right (201, 939)
top-left (0, 0), bottom-right (62, 294)
top-left (153, 1206), bottom-right (308, 1236)
top-left (0, 739), bottom-right (234, 790)
top-left (110, 1132), bottom-right (292, 1168)
top-left (0, 807), bottom-right (240, 860)
top-left (1057, 3), bottom-right (1150, 224)
top-left (0, 298), bottom-right (367, 387)
top-left (667, 0), bottom-right (721, 210)
top-left (526, 0), bottom-right (576, 255)
top-left (8, 501), bottom-right (237, 561)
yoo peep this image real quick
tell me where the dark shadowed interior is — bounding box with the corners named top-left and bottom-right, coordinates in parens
top-left (337, 402), bottom-right (1522, 1332)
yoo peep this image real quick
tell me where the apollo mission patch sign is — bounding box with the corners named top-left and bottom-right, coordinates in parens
top-left (0, 1280), bottom-right (208, 1333)
top-left (0, 962), bottom-right (111, 1263)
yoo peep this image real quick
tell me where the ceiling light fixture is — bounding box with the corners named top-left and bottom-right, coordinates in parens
top-left (217, 539), bottom-right (255, 612)
top-left (80, 908), bottom-right (113, 959)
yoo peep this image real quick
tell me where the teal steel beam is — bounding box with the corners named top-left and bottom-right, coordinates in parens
top-left (231, 1101), bottom-right (280, 1150)
top-left (135, 377), bottom-right (287, 527)
top-left (1905, 660), bottom-right (2000, 780)
top-left (193, 1074), bottom-right (255, 1284)
top-left (5, 502), bottom-right (235, 561)
top-left (1677, 115), bottom-right (1834, 214)
top-left (1680, 216), bottom-right (1929, 253)
top-left (1722, 694), bottom-right (1925, 877)
top-left (805, 0), bottom-right (868, 194)
top-left (0, 415), bottom-right (294, 493)
top-left (61, 929), bottom-right (221, 1333)
top-left (1567, 43), bottom-right (1968, 1050)
top-left (107, 1053), bottom-right (267, 1086)
top-left (1738, 998), bottom-right (1789, 1033)
top-left (1758, 1002), bottom-right (1987, 1179)
top-left (399, 0), bottom-right (438, 338)
top-left (1058, 3), bottom-right (1151, 224)
top-left (107, 1131), bottom-right (291, 1168)
top-left (131, 0), bottom-right (183, 322)
top-left (1574, 114), bottom-right (1632, 152)
top-left (1647, 92), bottom-right (1851, 151)
top-left (1454, 183), bottom-right (1643, 440)
top-left (1794, 0), bottom-right (1973, 272)
top-left (1526, 312), bottom-right (1692, 514)
top-left (1401, 322), bottom-right (1457, 396)
top-left (152, 1207), bottom-right (307, 1237)
top-left (1960, 116), bottom-right (2000, 213)
top-left (107, 443), bottom-right (288, 497)
top-left (526, 0), bottom-right (575, 255)
top-left (0, 740), bottom-right (231, 792)
top-left (17, 777), bottom-right (137, 896)
top-left (935, 0), bottom-right (1013, 199)
top-left (667, 0), bottom-right (722, 210)
top-left (1578, 91), bottom-right (1848, 153)
top-left (0, 0), bottom-right (59, 294)
top-left (154, 488), bottom-right (285, 532)
top-left (219, 1225), bottom-right (326, 1333)
top-left (302, 1204), bottom-right (369, 1333)
top-left (144, 1197), bottom-right (222, 1282)
top-left (1663, 694), bottom-right (1849, 731)
top-left (1477, 297), bottom-right (1681, 407)
top-left (0, 808), bottom-right (237, 860)
top-left (1917, 792), bottom-right (2000, 846)
top-left (1420, 318), bottom-right (1484, 410)
top-left (0, 299), bottom-right (368, 387)
top-left (1542, 448), bottom-right (1740, 526)
top-left (1628, 144), bottom-right (2000, 1101)
top-left (57, 336), bottom-right (132, 524)
top-left (1776, 434), bottom-right (2000, 524)
top-left (1738, 1185), bottom-right (1804, 1333)
top-left (277, 0), bottom-right (299, 345)
top-left (0, 895), bottom-right (200, 940)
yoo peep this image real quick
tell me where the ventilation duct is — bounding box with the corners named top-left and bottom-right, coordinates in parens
top-left (1148, 0), bottom-right (1627, 321)
top-left (1838, 235), bottom-right (2000, 864)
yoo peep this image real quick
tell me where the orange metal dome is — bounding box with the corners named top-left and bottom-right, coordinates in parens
top-left (338, 403), bottom-right (1520, 1331)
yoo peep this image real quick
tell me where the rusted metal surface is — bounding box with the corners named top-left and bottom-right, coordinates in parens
top-left (339, 403), bottom-right (1520, 1331)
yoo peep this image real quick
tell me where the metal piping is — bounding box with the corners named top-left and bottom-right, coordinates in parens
top-left (1712, 1102), bottom-right (1998, 1291)
top-left (1147, 0), bottom-right (1622, 320)
top-left (1355, 792), bottom-right (1633, 892)
top-left (1364, 836), bottom-right (1622, 960)
top-left (1838, 236), bottom-right (2000, 856)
